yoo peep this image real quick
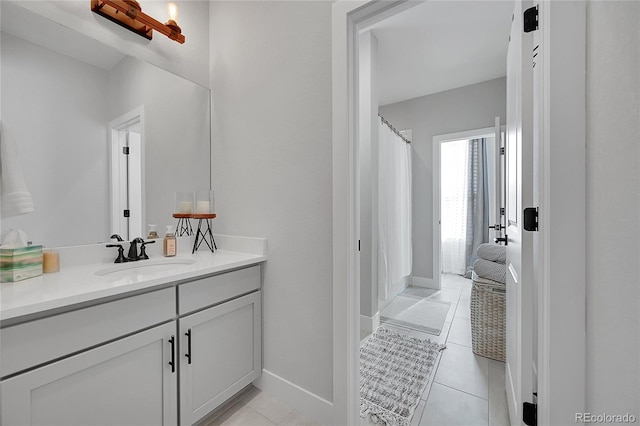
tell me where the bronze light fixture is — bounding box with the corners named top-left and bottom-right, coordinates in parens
top-left (91, 0), bottom-right (185, 44)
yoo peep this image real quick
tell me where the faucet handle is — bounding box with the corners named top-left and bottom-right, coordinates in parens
top-left (110, 234), bottom-right (124, 242)
top-left (138, 239), bottom-right (156, 260)
top-left (106, 244), bottom-right (128, 263)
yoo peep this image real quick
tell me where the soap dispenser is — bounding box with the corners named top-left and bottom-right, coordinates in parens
top-left (147, 224), bottom-right (159, 239)
top-left (163, 226), bottom-right (177, 257)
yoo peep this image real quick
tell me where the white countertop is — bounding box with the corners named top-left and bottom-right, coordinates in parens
top-left (1, 235), bottom-right (266, 323)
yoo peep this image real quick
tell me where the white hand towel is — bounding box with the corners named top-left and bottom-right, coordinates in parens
top-left (1, 121), bottom-right (34, 218)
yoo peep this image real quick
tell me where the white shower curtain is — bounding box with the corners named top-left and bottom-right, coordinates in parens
top-left (378, 119), bottom-right (412, 301)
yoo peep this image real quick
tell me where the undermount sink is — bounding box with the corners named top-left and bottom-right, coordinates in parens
top-left (95, 258), bottom-right (196, 278)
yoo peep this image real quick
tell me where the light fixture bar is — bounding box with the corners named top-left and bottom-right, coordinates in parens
top-left (91, 0), bottom-right (185, 44)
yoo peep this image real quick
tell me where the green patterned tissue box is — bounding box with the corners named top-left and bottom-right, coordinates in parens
top-left (0, 245), bottom-right (43, 282)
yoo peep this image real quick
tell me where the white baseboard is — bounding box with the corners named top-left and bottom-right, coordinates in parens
top-left (254, 369), bottom-right (333, 426)
top-left (411, 276), bottom-right (437, 289)
top-left (360, 311), bottom-right (380, 333)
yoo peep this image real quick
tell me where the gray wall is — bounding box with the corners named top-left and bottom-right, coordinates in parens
top-left (209, 1), bottom-right (333, 403)
top-left (586, 1), bottom-right (639, 415)
top-left (379, 77), bottom-right (506, 281)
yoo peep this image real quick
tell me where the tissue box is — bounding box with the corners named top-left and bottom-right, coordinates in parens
top-left (0, 245), bottom-right (43, 282)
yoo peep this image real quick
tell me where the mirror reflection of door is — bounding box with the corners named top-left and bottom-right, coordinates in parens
top-left (110, 108), bottom-right (144, 241)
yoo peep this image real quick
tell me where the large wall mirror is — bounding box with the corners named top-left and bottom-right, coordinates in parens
top-left (1, 2), bottom-right (211, 247)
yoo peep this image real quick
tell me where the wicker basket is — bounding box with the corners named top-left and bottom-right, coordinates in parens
top-left (470, 280), bottom-right (506, 362)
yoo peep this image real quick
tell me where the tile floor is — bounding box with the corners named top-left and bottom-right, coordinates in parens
top-left (361, 273), bottom-right (510, 426)
top-left (199, 385), bottom-right (320, 426)
top-left (203, 274), bottom-right (509, 426)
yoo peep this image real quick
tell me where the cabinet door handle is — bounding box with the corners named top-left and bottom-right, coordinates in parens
top-left (185, 329), bottom-right (192, 364)
top-left (168, 335), bottom-right (176, 373)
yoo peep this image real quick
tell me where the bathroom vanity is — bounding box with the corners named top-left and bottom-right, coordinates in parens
top-left (0, 3), bottom-right (259, 424)
top-left (0, 236), bottom-right (266, 425)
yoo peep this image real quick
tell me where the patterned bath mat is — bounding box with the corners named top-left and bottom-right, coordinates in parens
top-left (380, 295), bottom-right (451, 335)
top-left (360, 328), bottom-right (445, 426)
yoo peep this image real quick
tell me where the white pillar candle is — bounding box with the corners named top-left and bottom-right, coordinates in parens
top-left (196, 200), bottom-right (210, 214)
top-left (178, 201), bottom-right (193, 213)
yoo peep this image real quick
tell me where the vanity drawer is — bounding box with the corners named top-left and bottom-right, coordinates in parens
top-left (179, 265), bottom-right (260, 315)
top-left (0, 287), bottom-right (175, 378)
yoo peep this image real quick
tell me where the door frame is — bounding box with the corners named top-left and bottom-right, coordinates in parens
top-left (331, 2), bottom-right (420, 424)
top-left (331, 0), bottom-right (586, 424)
top-left (433, 125), bottom-right (500, 288)
top-left (535, 2), bottom-right (586, 423)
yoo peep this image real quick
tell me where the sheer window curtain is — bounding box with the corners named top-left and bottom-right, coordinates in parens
top-left (377, 120), bottom-right (412, 301)
top-left (441, 138), bottom-right (489, 277)
top-left (441, 139), bottom-right (470, 275)
top-left (464, 138), bottom-right (489, 277)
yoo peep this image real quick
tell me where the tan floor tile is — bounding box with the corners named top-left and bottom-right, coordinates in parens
top-left (279, 410), bottom-right (321, 426)
top-left (447, 316), bottom-right (472, 347)
top-left (241, 387), bottom-right (293, 424)
top-left (420, 383), bottom-right (488, 426)
top-left (435, 342), bottom-right (489, 399)
top-left (455, 297), bottom-right (471, 319)
top-left (488, 360), bottom-right (510, 426)
top-left (209, 404), bottom-right (275, 426)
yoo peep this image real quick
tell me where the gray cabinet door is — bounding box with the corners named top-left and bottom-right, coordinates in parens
top-left (1, 322), bottom-right (178, 426)
top-left (179, 291), bottom-right (262, 425)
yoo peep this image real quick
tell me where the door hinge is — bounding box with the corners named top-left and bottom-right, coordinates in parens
top-left (524, 5), bottom-right (539, 33)
top-left (500, 147), bottom-right (505, 155)
top-left (123, 209), bottom-right (130, 218)
top-left (358, 240), bottom-right (361, 252)
top-left (523, 401), bottom-right (537, 426)
top-left (500, 207), bottom-right (505, 216)
top-left (523, 207), bottom-right (539, 231)
top-left (123, 146), bottom-right (130, 155)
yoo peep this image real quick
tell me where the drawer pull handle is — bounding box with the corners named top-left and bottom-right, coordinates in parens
top-left (168, 335), bottom-right (176, 373)
top-left (185, 329), bottom-right (192, 364)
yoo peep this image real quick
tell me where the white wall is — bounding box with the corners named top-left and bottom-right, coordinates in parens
top-left (586, 1), bottom-right (640, 416)
top-left (379, 77), bottom-right (506, 282)
top-left (209, 0), bottom-right (334, 417)
top-left (1, 34), bottom-right (110, 246)
top-left (11, 0), bottom-right (210, 87)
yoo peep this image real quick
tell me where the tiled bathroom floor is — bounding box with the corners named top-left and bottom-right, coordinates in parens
top-left (205, 274), bottom-right (509, 426)
top-left (200, 385), bottom-right (320, 426)
top-left (361, 273), bottom-right (511, 426)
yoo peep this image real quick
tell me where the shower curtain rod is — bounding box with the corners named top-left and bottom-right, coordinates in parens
top-left (378, 114), bottom-right (411, 144)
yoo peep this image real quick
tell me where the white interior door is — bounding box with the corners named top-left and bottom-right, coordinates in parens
top-left (128, 131), bottom-right (143, 239)
top-left (111, 129), bottom-right (129, 239)
top-left (492, 116), bottom-right (504, 240)
top-left (505, 1), bottom-right (535, 424)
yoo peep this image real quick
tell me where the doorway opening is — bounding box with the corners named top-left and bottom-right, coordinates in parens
top-left (109, 107), bottom-right (145, 241)
top-left (333, 2), bottom-right (586, 424)
top-left (355, 2), bottom-right (512, 424)
top-left (434, 126), bottom-right (505, 287)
